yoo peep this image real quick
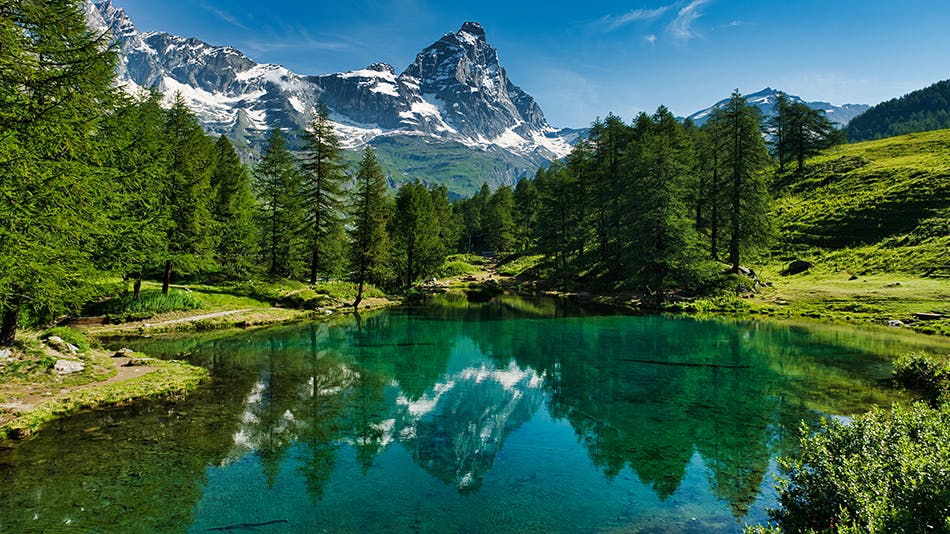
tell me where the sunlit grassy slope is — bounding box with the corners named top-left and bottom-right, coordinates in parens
top-left (773, 129), bottom-right (950, 275)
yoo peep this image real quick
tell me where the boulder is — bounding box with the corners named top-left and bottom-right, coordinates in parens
top-left (112, 348), bottom-right (135, 358)
top-left (54, 359), bottom-right (85, 374)
top-left (123, 356), bottom-right (155, 367)
top-left (783, 260), bottom-right (813, 276)
top-left (65, 343), bottom-right (79, 354)
top-left (0, 348), bottom-right (11, 360)
top-left (46, 335), bottom-right (67, 351)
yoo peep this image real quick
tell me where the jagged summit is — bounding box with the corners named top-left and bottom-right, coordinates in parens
top-left (85, 1), bottom-right (575, 194)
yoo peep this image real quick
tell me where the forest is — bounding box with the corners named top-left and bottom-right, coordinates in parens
top-left (0, 0), bottom-right (846, 345)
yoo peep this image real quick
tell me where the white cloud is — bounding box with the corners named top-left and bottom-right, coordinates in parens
top-left (645, 34), bottom-right (657, 47)
top-left (598, 6), bottom-right (672, 31)
top-left (198, 3), bottom-right (250, 31)
top-left (668, 0), bottom-right (710, 42)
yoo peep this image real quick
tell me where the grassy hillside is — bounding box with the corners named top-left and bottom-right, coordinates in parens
top-left (773, 129), bottom-right (950, 275)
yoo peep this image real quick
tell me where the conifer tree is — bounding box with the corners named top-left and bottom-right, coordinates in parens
top-left (162, 94), bottom-right (216, 292)
top-left (0, 0), bottom-right (117, 344)
top-left (349, 148), bottom-right (391, 309)
top-left (483, 185), bottom-right (515, 253)
top-left (211, 135), bottom-right (258, 278)
top-left (300, 101), bottom-right (346, 283)
top-left (429, 184), bottom-right (461, 255)
top-left (513, 177), bottom-right (540, 251)
top-left (719, 90), bottom-right (773, 273)
top-left (391, 181), bottom-right (443, 287)
top-left (254, 128), bottom-right (305, 278)
top-left (98, 92), bottom-right (171, 299)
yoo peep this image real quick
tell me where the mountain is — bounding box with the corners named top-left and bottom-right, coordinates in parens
top-left (845, 79), bottom-right (950, 142)
top-left (84, 1), bottom-right (576, 196)
top-left (688, 88), bottom-right (869, 128)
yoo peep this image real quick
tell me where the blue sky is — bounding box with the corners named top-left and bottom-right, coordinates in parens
top-left (112, 0), bottom-right (950, 128)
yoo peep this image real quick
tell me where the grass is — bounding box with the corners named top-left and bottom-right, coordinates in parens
top-left (85, 289), bottom-right (204, 323)
top-left (0, 357), bottom-right (208, 440)
top-left (496, 254), bottom-right (544, 277)
top-left (772, 129), bottom-right (950, 276)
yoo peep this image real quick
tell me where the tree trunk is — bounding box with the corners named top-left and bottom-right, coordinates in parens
top-left (0, 291), bottom-right (22, 346)
top-left (133, 275), bottom-right (142, 300)
top-left (162, 260), bottom-right (172, 295)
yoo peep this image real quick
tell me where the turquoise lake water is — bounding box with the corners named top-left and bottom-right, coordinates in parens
top-left (2, 294), bottom-right (942, 533)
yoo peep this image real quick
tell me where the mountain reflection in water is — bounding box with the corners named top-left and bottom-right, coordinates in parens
top-left (1, 293), bottom-right (935, 533)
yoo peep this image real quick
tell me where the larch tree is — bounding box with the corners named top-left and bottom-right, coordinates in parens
top-left (390, 181), bottom-right (443, 287)
top-left (253, 128), bottom-right (305, 278)
top-left (211, 134), bottom-right (258, 278)
top-left (0, 0), bottom-right (118, 344)
top-left (718, 90), bottom-right (773, 274)
top-left (348, 148), bottom-right (391, 309)
top-left (300, 101), bottom-right (346, 283)
top-left (162, 94), bottom-right (216, 293)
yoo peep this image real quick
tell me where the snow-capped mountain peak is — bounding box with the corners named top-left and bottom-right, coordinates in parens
top-left (688, 88), bottom-right (869, 128)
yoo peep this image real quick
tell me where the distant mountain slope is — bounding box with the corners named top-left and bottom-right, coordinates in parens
top-left (773, 129), bottom-right (950, 275)
top-left (688, 88), bottom-right (869, 128)
top-left (84, 0), bottom-right (577, 196)
top-left (845, 79), bottom-right (950, 142)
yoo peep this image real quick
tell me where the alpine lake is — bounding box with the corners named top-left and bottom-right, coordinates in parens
top-left (2, 293), bottom-right (949, 533)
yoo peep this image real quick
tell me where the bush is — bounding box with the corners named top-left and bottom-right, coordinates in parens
top-left (893, 352), bottom-right (950, 406)
top-left (40, 327), bottom-right (90, 353)
top-left (770, 403), bottom-right (950, 533)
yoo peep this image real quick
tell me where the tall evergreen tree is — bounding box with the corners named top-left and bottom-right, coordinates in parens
top-left (718, 90), bottom-right (773, 273)
top-left (349, 148), bottom-right (391, 309)
top-left (211, 135), bottom-right (258, 278)
top-left (390, 181), bottom-right (443, 287)
top-left (625, 107), bottom-right (701, 305)
top-left (784, 102), bottom-right (842, 172)
top-left (0, 0), bottom-right (117, 344)
top-left (253, 128), bottom-right (305, 278)
top-left (98, 91), bottom-right (170, 299)
top-left (429, 184), bottom-right (461, 255)
top-left (162, 94), bottom-right (216, 292)
top-left (697, 109), bottom-right (729, 261)
top-left (483, 185), bottom-right (515, 253)
top-left (513, 177), bottom-right (540, 251)
top-left (767, 92), bottom-right (793, 172)
top-left (300, 101), bottom-right (347, 283)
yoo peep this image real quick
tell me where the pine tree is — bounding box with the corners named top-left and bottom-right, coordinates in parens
top-left (300, 101), bottom-right (346, 283)
top-left (0, 0), bottom-right (118, 344)
top-left (768, 92), bottom-right (793, 172)
top-left (391, 181), bottom-right (443, 287)
top-left (718, 90), bottom-right (773, 273)
top-left (483, 185), bottom-right (515, 253)
top-left (211, 135), bottom-right (258, 278)
top-left (349, 148), bottom-right (391, 309)
top-left (253, 128), bottom-right (305, 278)
top-left (429, 184), bottom-right (461, 255)
top-left (513, 177), bottom-right (540, 251)
top-left (98, 91), bottom-right (171, 299)
top-left (161, 94), bottom-right (216, 292)
top-left (624, 107), bottom-right (701, 305)
top-left (696, 109), bottom-right (729, 261)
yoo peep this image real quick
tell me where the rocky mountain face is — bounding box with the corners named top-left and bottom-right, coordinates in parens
top-left (688, 87), bottom-right (870, 128)
top-left (85, 0), bottom-right (574, 195)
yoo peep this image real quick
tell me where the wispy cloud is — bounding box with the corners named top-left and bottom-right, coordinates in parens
top-left (719, 20), bottom-right (746, 29)
top-left (198, 3), bottom-right (250, 31)
top-left (668, 0), bottom-right (709, 42)
top-left (645, 34), bottom-right (657, 47)
top-left (597, 6), bottom-right (671, 32)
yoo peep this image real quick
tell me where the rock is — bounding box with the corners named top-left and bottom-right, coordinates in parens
top-left (46, 335), bottom-right (67, 351)
top-left (65, 343), bottom-right (79, 354)
top-left (0, 348), bottom-right (11, 360)
top-left (54, 359), bottom-right (85, 374)
top-left (112, 348), bottom-right (134, 358)
top-left (123, 356), bottom-right (155, 367)
top-left (887, 320), bottom-right (904, 328)
top-left (783, 260), bottom-right (813, 276)
top-left (848, 274), bottom-right (859, 281)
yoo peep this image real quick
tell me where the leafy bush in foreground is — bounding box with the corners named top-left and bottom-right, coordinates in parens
top-left (893, 352), bottom-right (950, 406)
top-left (769, 403), bottom-right (950, 533)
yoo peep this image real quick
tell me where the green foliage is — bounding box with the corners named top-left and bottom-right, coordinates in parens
top-left (90, 290), bottom-right (204, 323)
top-left (349, 148), bottom-right (392, 305)
top-left (211, 134), bottom-right (259, 278)
top-left (771, 403), bottom-right (950, 534)
top-left (40, 327), bottom-right (91, 354)
top-left (769, 92), bottom-right (843, 173)
top-left (893, 352), bottom-right (950, 406)
top-left (300, 101), bottom-right (347, 282)
top-left (847, 79), bottom-right (950, 142)
top-left (391, 181), bottom-right (446, 286)
top-left (435, 260), bottom-right (479, 278)
top-left (254, 128), bottom-right (306, 278)
top-left (496, 254), bottom-right (544, 277)
top-left (483, 185), bottom-right (516, 253)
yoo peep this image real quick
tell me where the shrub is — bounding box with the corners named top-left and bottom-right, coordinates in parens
top-left (40, 327), bottom-right (91, 353)
top-left (893, 352), bottom-right (950, 406)
top-left (770, 402), bottom-right (950, 533)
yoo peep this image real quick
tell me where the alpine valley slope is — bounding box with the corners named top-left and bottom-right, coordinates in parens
top-left (84, 1), bottom-right (580, 196)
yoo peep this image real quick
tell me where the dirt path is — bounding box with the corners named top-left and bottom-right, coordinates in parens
top-left (143, 309), bottom-right (254, 326)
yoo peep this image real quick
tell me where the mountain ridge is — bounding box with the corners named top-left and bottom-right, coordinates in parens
top-left (687, 87), bottom-right (869, 128)
top-left (85, 0), bottom-right (575, 194)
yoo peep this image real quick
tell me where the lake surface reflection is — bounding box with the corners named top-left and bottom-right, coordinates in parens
top-left (2, 294), bottom-right (938, 533)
